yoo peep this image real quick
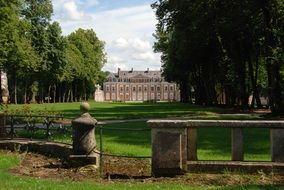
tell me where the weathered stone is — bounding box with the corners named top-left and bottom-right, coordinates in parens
top-left (0, 139), bottom-right (72, 158)
top-left (187, 161), bottom-right (284, 174)
top-left (147, 120), bottom-right (284, 128)
top-left (149, 122), bottom-right (187, 176)
top-left (231, 128), bottom-right (243, 161)
top-left (271, 129), bottom-right (284, 162)
top-left (71, 102), bottom-right (98, 167)
top-left (187, 128), bottom-right (197, 161)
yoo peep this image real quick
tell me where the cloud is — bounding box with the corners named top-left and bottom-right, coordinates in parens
top-left (51, 1), bottom-right (162, 72)
top-left (113, 37), bottom-right (129, 49)
top-left (53, 0), bottom-right (94, 21)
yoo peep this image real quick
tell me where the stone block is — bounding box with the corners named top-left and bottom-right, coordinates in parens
top-left (187, 128), bottom-right (197, 161)
top-left (271, 129), bottom-right (284, 162)
top-left (231, 128), bottom-right (243, 161)
top-left (151, 128), bottom-right (187, 176)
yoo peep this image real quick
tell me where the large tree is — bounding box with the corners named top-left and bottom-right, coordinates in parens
top-left (152, 0), bottom-right (284, 113)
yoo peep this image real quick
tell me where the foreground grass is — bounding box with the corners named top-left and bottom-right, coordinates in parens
top-left (0, 153), bottom-right (282, 190)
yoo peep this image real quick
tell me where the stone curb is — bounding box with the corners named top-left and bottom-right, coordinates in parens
top-left (0, 139), bottom-right (72, 159)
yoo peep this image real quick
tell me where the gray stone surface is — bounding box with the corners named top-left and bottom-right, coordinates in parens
top-left (231, 128), bottom-right (243, 161)
top-left (72, 102), bottom-right (97, 155)
top-left (151, 126), bottom-right (187, 176)
top-left (148, 119), bottom-right (284, 175)
top-left (0, 139), bottom-right (72, 158)
top-left (187, 161), bottom-right (284, 174)
top-left (271, 129), bottom-right (284, 162)
top-left (148, 120), bottom-right (284, 128)
top-left (187, 128), bottom-right (197, 161)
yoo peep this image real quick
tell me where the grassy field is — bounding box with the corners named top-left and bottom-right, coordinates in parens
top-left (4, 101), bottom-right (262, 120)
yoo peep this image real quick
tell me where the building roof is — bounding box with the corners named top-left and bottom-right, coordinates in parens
top-left (107, 68), bottom-right (163, 79)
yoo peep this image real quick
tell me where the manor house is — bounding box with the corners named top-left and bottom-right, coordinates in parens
top-left (98, 68), bottom-right (180, 102)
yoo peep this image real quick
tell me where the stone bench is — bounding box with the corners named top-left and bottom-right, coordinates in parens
top-left (148, 120), bottom-right (284, 176)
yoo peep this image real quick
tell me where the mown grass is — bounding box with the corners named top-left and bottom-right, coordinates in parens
top-left (5, 101), bottom-right (236, 120)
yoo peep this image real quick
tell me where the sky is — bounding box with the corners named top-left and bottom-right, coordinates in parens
top-left (51, 0), bottom-right (162, 73)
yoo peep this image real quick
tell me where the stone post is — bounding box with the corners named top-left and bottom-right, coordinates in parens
top-left (187, 128), bottom-right (197, 161)
top-left (70, 102), bottom-right (99, 166)
top-left (231, 128), bottom-right (244, 161)
top-left (148, 120), bottom-right (188, 176)
top-left (271, 129), bottom-right (284, 162)
top-left (0, 112), bottom-right (6, 137)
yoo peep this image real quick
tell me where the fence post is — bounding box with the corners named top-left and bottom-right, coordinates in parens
top-left (231, 128), bottom-right (244, 161)
top-left (149, 120), bottom-right (188, 176)
top-left (99, 126), bottom-right (103, 177)
top-left (0, 113), bottom-right (6, 137)
top-left (10, 116), bottom-right (14, 140)
top-left (187, 128), bottom-right (197, 161)
top-left (46, 117), bottom-right (51, 141)
top-left (271, 129), bottom-right (284, 162)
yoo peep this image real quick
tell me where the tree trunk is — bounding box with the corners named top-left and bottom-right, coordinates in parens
top-left (47, 85), bottom-right (51, 103)
top-left (261, 4), bottom-right (284, 113)
top-left (24, 83), bottom-right (27, 104)
top-left (53, 84), bottom-right (56, 103)
top-left (14, 74), bottom-right (17, 104)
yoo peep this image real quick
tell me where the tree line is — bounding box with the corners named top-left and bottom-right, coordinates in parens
top-left (152, 0), bottom-right (284, 113)
top-left (0, 0), bottom-right (106, 104)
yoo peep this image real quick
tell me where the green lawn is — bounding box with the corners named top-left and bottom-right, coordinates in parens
top-left (0, 153), bottom-right (282, 190)
top-left (4, 101), bottom-right (251, 120)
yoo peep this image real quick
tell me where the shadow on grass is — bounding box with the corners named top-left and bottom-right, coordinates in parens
top-left (60, 102), bottom-right (226, 120)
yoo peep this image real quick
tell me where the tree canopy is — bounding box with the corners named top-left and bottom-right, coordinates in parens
top-left (152, 0), bottom-right (284, 113)
top-left (0, 0), bottom-right (106, 103)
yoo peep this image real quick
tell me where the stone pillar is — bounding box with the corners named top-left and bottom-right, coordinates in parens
top-left (148, 120), bottom-right (187, 176)
top-left (0, 113), bottom-right (6, 137)
top-left (70, 102), bottom-right (99, 166)
top-left (271, 129), bottom-right (284, 162)
top-left (231, 128), bottom-right (244, 161)
top-left (187, 128), bottom-right (197, 161)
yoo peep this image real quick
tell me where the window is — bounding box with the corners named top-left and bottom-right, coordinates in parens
top-left (112, 86), bottom-right (115, 91)
top-left (165, 86), bottom-right (168, 91)
top-left (170, 86), bottom-right (174, 91)
top-left (144, 86), bottom-right (147, 91)
top-left (133, 86), bottom-right (136, 91)
top-left (120, 86), bottom-right (124, 91)
top-left (157, 86), bottom-right (160, 91)
top-left (126, 86), bottom-right (129, 91)
top-left (151, 86), bottom-right (154, 91)
top-left (138, 86), bottom-right (142, 91)
top-left (106, 85), bottom-right (110, 91)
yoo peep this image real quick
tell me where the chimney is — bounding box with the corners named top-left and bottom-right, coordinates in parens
top-left (131, 68), bottom-right (133, 72)
top-left (118, 68), bottom-right (121, 74)
top-left (147, 68), bottom-right (149, 72)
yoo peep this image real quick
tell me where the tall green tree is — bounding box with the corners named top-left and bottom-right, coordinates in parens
top-left (66, 28), bottom-right (106, 101)
top-left (152, 0), bottom-right (284, 112)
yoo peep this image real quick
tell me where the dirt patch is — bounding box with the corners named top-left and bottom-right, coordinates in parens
top-left (6, 151), bottom-right (284, 185)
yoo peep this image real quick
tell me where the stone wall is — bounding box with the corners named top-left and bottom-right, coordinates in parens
top-left (148, 120), bottom-right (284, 176)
